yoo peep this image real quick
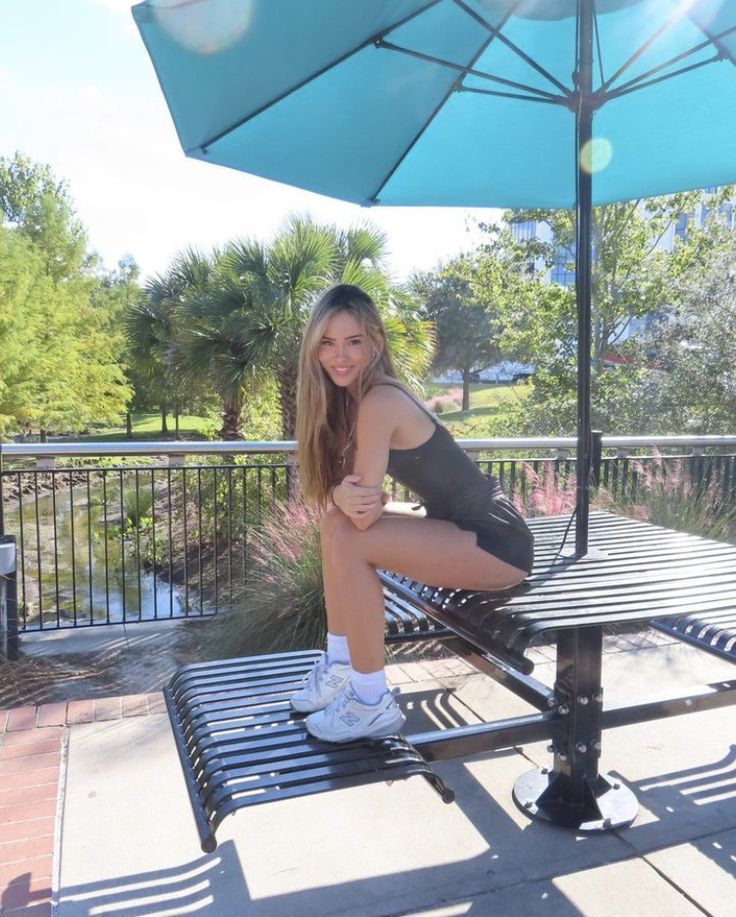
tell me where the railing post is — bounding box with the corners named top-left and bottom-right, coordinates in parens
top-left (0, 535), bottom-right (19, 661)
top-left (591, 430), bottom-right (603, 488)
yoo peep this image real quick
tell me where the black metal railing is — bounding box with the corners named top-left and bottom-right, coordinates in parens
top-left (1, 435), bottom-right (735, 633)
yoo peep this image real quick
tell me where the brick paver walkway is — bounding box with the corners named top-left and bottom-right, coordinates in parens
top-left (0, 693), bottom-right (166, 917)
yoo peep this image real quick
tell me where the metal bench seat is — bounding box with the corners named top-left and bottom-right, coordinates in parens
top-left (381, 512), bottom-right (736, 675)
top-left (165, 650), bottom-right (454, 852)
top-left (168, 512), bottom-right (736, 850)
top-left (652, 610), bottom-right (736, 661)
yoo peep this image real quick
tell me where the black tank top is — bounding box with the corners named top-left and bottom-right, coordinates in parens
top-left (381, 384), bottom-right (528, 534)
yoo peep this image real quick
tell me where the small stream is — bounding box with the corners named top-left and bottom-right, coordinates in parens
top-left (5, 485), bottom-right (185, 628)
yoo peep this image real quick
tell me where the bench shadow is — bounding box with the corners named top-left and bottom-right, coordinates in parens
top-left (55, 837), bottom-right (586, 917)
top-left (57, 841), bottom-right (246, 917)
top-left (56, 690), bottom-right (736, 917)
top-left (611, 744), bottom-right (736, 868)
top-left (54, 688), bottom-right (588, 917)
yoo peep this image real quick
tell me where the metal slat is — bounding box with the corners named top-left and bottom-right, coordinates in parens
top-left (380, 512), bottom-right (736, 670)
top-left (166, 649), bottom-right (454, 851)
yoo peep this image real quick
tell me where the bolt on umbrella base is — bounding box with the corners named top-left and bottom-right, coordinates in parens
top-left (513, 768), bottom-right (638, 832)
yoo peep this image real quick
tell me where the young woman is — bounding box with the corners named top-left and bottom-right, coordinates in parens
top-left (292, 284), bottom-right (534, 743)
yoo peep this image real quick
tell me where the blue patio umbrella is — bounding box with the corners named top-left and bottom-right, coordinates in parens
top-left (133, 0), bottom-right (736, 554)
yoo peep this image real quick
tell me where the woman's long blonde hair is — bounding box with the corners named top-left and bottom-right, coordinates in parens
top-left (296, 284), bottom-right (400, 507)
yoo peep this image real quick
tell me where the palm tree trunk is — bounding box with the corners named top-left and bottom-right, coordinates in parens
top-left (279, 367), bottom-right (298, 439)
top-left (126, 412), bottom-right (133, 439)
top-left (220, 397), bottom-right (244, 441)
top-left (161, 405), bottom-right (168, 435)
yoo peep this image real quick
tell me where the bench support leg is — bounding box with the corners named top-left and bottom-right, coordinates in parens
top-left (512, 627), bottom-right (638, 831)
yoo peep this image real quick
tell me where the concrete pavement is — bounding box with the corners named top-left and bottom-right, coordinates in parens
top-left (49, 636), bottom-right (736, 917)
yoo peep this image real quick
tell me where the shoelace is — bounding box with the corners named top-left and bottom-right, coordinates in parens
top-left (301, 660), bottom-right (327, 688)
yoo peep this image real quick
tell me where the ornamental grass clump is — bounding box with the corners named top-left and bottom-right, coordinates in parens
top-left (619, 451), bottom-right (736, 543)
top-left (424, 388), bottom-right (462, 414)
top-left (514, 462), bottom-right (578, 518)
top-left (207, 495), bottom-right (326, 658)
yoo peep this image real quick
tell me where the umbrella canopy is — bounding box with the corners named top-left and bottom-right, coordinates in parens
top-left (133, 0), bottom-right (736, 554)
top-left (133, 0), bottom-right (736, 207)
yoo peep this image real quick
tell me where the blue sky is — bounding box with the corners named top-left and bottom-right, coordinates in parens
top-left (0, 0), bottom-right (495, 282)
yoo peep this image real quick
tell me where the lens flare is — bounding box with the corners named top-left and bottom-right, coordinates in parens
top-left (580, 138), bottom-right (613, 174)
top-left (152, 0), bottom-right (254, 55)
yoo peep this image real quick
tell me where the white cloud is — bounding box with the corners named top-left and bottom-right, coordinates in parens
top-left (78, 85), bottom-right (109, 110)
top-left (86, 0), bottom-right (135, 14)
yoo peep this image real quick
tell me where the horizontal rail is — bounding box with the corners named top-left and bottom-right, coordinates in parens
top-left (3, 434), bottom-right (736, 460)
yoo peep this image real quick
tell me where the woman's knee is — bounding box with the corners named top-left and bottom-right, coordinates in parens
top-left (320, 508), bottom-right (360, 567)
top-left (329, 520), bottom-right (371, 568)
top-left (319, 505), bottom-right (345, 544)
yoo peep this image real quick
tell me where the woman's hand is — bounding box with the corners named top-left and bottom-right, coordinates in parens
top-left (333, 474), bottom-right (385, 521)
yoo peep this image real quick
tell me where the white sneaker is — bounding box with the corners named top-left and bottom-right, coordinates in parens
top-left (290, 656), bottom-right (352, 713)
top-left (305, 686), bottom-right (406, 743)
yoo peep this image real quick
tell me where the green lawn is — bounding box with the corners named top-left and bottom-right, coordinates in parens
top-left (424, 382), bottom-right (533, 438)
top-left (53, 384), bottom-right (532, 444)
top-left (67, 413), bottom-right (214, 443)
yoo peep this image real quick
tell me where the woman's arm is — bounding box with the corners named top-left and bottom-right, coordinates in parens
top-left (346, 387), bottom-right (398, 531)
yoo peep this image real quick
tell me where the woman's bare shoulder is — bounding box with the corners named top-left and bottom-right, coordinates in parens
top-left (362, 382), bottom-right (408, 408)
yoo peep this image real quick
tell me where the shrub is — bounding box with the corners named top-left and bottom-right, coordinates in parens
top-left (513, 463), bottom-right (578, 517)
top-left (424, 387), bottom-right (462, 414)
top-left (207, 495), bottom-right (325, 657)
top-left (616, 452), bottom-right (736, 542)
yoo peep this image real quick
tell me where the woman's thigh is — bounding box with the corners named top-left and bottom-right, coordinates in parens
top-left (334, 515), bottom-right (527, 591)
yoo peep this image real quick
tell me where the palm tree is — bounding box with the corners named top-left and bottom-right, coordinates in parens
top-left (223, 214), bottom-right (434, 438)
top-left (221, 214), bottom-right (338, 438)
top-left (178, 273), bottom-right (263, 440)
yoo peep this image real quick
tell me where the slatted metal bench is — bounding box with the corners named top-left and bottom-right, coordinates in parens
top-left (165, 651), bottom-right (455, 853)
top-left (652, 610), bottom-right (736, 662)
top-left (166, 511), bottom-right (736, 851)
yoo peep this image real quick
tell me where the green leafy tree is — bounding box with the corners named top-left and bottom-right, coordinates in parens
top-left (646, 226), bottom-right (736, 433)
top-left (0, 151), bottom-right (87, 281)
top-left (474, 189), bottom-right (732, 434)
top-left (411, 258), bottom-right (498, 411)
top-left (0, 155), bottom-right (132, 437)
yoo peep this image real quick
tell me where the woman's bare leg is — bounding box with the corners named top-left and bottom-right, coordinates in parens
top-left (327, 515), bottom-right (527, 674)
top-left (319, 505), bottom-right (350, 637)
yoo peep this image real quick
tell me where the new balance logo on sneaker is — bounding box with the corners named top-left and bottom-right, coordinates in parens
top-left (305, 686), bottom-right (405, 743)
top-left (290, 656), bottom-right (352, 713)
top-left (338, 711), bottom-right (361, 727)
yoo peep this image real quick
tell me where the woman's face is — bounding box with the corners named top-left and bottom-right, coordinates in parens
top-left (317, 310), bottom-right (373, 395)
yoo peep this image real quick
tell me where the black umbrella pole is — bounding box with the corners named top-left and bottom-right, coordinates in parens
top-left (575, 0), bottom-right (594, 557)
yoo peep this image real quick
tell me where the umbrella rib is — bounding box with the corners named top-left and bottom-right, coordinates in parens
top-left (601, 23), bottom-right (736, 100)
top-left (606, 53), bottom-right (722, 102)
top-left (683, 14), bottom-right (736, 70)
top-left (378, 40), bottom-right (565, 102)
top-left (458, 86), bottom-right (561, 105)
top-left (451, 0), bottom-right (572, 98)
top-left (364, 3), bottom-right (524, 205)
top-left (193, 0), bottom-right (443, 152)
top-left (599, 7), bottom-right (735, 93)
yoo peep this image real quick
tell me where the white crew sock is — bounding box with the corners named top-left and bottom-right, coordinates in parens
top-left (350, 669), bottom-right (387, 706)
top-left (326, 632), bottom-right (351, 666)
